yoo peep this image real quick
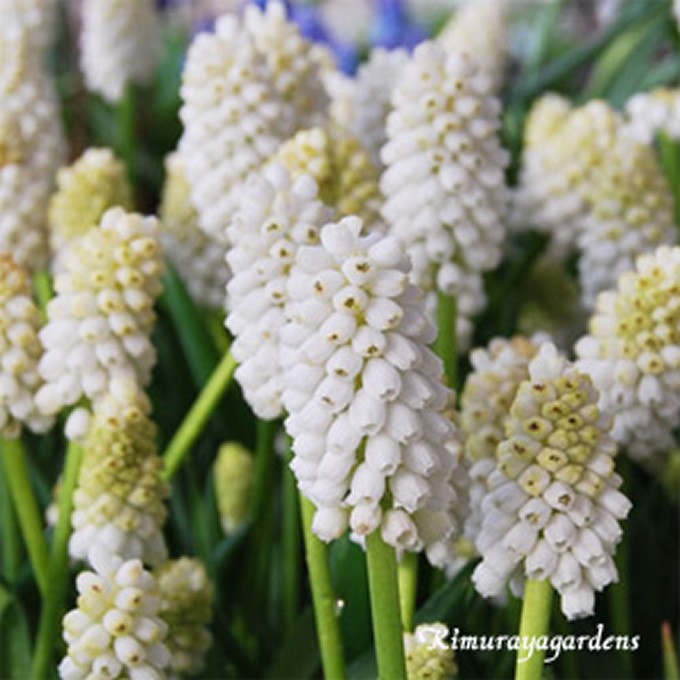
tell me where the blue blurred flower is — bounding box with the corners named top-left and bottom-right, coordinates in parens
top-left (370, 0), bottom-right (426, 50)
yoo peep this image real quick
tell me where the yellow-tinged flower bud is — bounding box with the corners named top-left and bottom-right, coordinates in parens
top-left (155, 557), bottom-right (214, 676)
top-left (214, 442), bottom-right (254, 534)
top-left (404, 622), bottom-right (457, 680)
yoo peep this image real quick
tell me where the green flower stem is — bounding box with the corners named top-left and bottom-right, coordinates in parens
top-left (0, 455), bottom-right (20, 584)
top-left (32, 271), bottom-right (52, 319)
top-left (282, 452), bottom-right (300, 629)
top-left (662, 621), bottom-right (680, 680)
top-left (434, 290), bottom-right (457, 391)
top-left (162, 350), bottom-right (237, 480)
top-left (0, 438), bottom-right (49, 596)
top-left (365, 531), bottom-right (407, 680)
top-left (657, 132), bottom-right (680, 230)
top-left (397, 552), bottom-right (418, 632)
top-left (514, 579), bottom-right (554, 680)
top-left (31, 441), bottom-right (84, 680)
top-left (299, 495), bottom-right (346, 680)
top-left (117, 83), bottom-right (136, 188)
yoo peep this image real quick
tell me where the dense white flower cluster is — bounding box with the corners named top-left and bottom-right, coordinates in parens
top-left (154, 558), bottom-right (214, 677)
top-left (225, 163), bottom-right (332, 419)
top-left (381, 42), bottom-right (508, 347)
top-left (35, 208), bottom-right (164, 425)
top-left (576, 246), bottom-right (680, 470)
top-left (0, 253), bottom-right (53, 438)
top-left (0, 2), bottom-right (64, 270)
top-left (214, 441), bottom-right (254, 534)
top-left (404, 623), bottom-right (458, 680)
top-left (179, 1), bottom-right (329, 245)
top-left (159, 153), bottom-right (228, 309)
top-left (48, 148), bottom-right (133, 266)
top-left (69, 380), bottom-right (168, 567)
top-left (273, 126), bottom-right (381, 229)
top-left (281, 216), bottom-right (464, 566)
top-left (327, 48), bottom-right (409, 166)
top-left (623, 88), bottom-right (680, 144)
top-left (438, 0), bottom-right (508, 91)
top-left (473, 344), bottom-right (631, 620)
top-left (460, 336), bottom-right (545, 549)
top-left (80, 0), bottom-right (161, 102)
top-left (59, 548), bottom-right (170, 680)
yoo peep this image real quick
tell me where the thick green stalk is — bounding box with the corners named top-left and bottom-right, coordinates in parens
top-left (281, 455), bottom-right (300, 629)
top-left (162, 350), bottom-right (237, 479)
top-left (117, 83), bottom-right (136, 188)
top-left (514, 579), bottom-right (554, 680)
top-left (0, 455), bottom-right (20, 584)
top-left (300, 496), bottom-right (346, 680)
top-left (32, 271), bottom-right (52, 319)
top-left (397, 552), bottom-right (418, 632)
top-left (662, 621), bottom-right (680, 680)
top-left (0, 438), bottom-right (49, 595)
top-left (365, 531), bottom-right (407, 680)
top-left (31, 441), bottom-right (84, 680)
top-left (434, 291), bottom-right (457, 391)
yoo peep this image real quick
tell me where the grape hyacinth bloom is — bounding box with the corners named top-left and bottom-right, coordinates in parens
top-left (472, 344), bottom-right (631, 620)
top-left (381, 42), bottom-right (509, 346)
top-left (225, 163), bottom-right (332, 419)
top-left (59, 548), bottom-right (170, 680)
top-left (576, 246), bottom-right (680, 470)
top-left (69, 379), bottom-right (169, 567)
top-left (154, 558), bottom-right (214, 677)
top-left (214, 441), bottom-right (254, 534)
top-left (35, 208), bottom-right (164, 431)
top-left (0, 252), bottom-right (53, 438)
top-left (179, 1), bottom-right (329, 246)
top-left (404, 623), bottom-right (458, 680)
top-left (159, 153), bottom-right (229, 309)
top-left (80, 0), bottom-right (162, 102)
top-left (48, 148), bottom-right (133, 267)
top-left (623, 88), bottom-right (680, 145)
top-left (281, 216), bottom-right (464, 567)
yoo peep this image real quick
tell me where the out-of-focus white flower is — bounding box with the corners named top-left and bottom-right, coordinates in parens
top-left (155, 558), bottom-right (213, 677)
top-left (273, 126), bottom-right (382, 230)
top-left (460, 335), bottom-right (546, 550)
top-left (179, 1), bottom-right (329, 246)
top-left (213, 441), bottom-right (254, 534)
top-left (472, 344), bottom-right (631, 620)
top-left (80, 0), bottom-right (161, 103)
top-left (159, 153), bottom-right (228, 309)
top-left (381, 42), bottom-right (508, 348)
top-left (0, 252), bottom-right (53, 438)
top-left (623, 88), bottom-right (680, 145)
top-left (438, 0), bottom-right (509, 91)
top-left (282, 216), bottom-right (464, 567)
top-left (404, 622), bottom-right (458, 680)
top-left (49, 148), bottom-right (133, 268)
top-left (35, 208), bottom-right (164, 426)
top-left (576, 246), bottom-right (680, 470)
top-left (59, 548), bottom-right (170, 680)
top-left (69, 380), bottom-right (168, 567)
top-left (225, 163), bottom-right (332, 420)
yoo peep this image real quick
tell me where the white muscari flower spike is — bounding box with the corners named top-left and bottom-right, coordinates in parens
top-left (404, 622), bottom-right (458, 680)
top-left (576, 246), bottom-right (680, 470)
top-left (35, 208), bottom-right (164, 426)
top-left (159, 153), bottom-right (229, 309)
top-left (380, 41), bottom-right (509, 348)
top-left (59, 548), bottom-right (170, 680)
top-left (225, 162), bottom-right (332, 420)
top-left (80, 0), bottom-right (161, 103)
top-left (154, 558), bottom-right (214, 677)
top-left (437, 0), bottom-right (509, 92)
top-left (472, 343), bottom-right (631, 621)
top-left (179, 1), bottom-right (328, 246)
top-left (69, 379), bottom-right (169, 567)
top-left (0, 252), bottom-right (53, 438)
top-left (281, 216), bottom-right (464, 567)
top-left (622, 88), bottom-right (680, 145)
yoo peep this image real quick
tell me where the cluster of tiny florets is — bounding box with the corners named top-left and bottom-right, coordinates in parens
top-left (213, 441), bottom-right (254, 535)
top-left (59, 549), bottom-right (170, 680)
top-left (404, 622), bottom-right (458, 680)
top-left (623, 87), bottom-right (680, 144)
top-left (69, 380), bottom-right (168, 567)
top-left (225, 163), bottom-right (332, 419)
top-left (0, 252), bottom-right (53, 437)
top-left (35, 208), bottom-right (164, 427)
top-left (282, 216), bottom-right (464, 567)
top-left (576, 246), bottom-right (680, 470)
top-left (473, 344), bottom-right (631, 620)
